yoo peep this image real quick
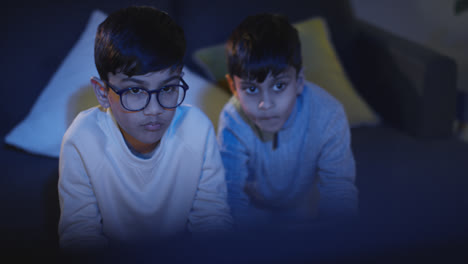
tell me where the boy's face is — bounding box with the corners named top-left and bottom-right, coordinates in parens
top-left (93, 68), bottom-right (182, 154)
top-left (228, 66), bottom-right (304, 133)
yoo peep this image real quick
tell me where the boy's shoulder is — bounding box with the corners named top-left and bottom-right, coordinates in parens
top-left (303, 81), bottom-right (343, 110)
top-left (174, 104), bottom-right (213, 129)
top-left (169, 104), bottom-right (217, 143)
top-left (62, 106), bottom-right (112, 147)
top-left (219, 96), bottom-right (240, 119)
top-left (218, 96), bottom-right (255, 132)
top-left (64, 106), bottom-right (108, 139)
top-left (301, 80), bottom-right (347, 121)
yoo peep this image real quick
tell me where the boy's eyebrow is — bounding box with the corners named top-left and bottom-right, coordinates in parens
top-left (239, 80), bottom-right (257, 86)
top-left (273, 73), bottom-right (290, 80)
top-left (120, 75), bottom-right (182, 86)
top-left (121, 77), bottom-right (147, 85)
top-left (161, 75), bottom-right (183, 85)
top-left (238, 75), bottom-right (290, 86)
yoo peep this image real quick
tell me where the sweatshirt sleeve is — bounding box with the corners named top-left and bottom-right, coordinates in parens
top-left (187, 122), bottom-right (234, 234)
top-left (316, 105), bottom-right (359, 220)
top-left (217, 109), bottom-right (252, 229)
top-left (58, 138), bottom-right (108, 250)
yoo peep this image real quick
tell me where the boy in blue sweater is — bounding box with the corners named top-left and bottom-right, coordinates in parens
top-left (217, 13), bottom-right (358, 231)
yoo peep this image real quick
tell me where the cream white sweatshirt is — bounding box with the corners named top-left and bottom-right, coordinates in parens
top-left (58, 105), bottom-right (233, 249)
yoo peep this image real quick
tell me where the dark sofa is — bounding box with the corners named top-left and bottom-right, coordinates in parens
top-left (3, 0), bottom-right (468, 262)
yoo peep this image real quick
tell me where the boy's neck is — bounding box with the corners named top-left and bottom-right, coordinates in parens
top-left (258, 130), bottom-right (278, 150)
top-left (125, 139), bottom-right (159, 159)
top-left (119, 127), bottom-right (159, 157)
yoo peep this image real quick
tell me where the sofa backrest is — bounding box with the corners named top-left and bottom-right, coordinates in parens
top-left (2, 0), bottom-right (356, 137)
top-left (172, 0), bottom-right (356, 72)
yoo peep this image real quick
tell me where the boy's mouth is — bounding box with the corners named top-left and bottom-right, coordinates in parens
top-left (258, 116), bottom-right (278, 121)
top-left (142, 121), bottom-right (162, 131)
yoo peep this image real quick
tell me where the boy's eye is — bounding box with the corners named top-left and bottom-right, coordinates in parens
top-left (161, 86), bottom-right (176, 93)
top-left (242, 86), bottom-right (258, 94)
top-left (128, 87), bottom-right (144, 94)
top-left (273, 82), bottom-right (287, 92)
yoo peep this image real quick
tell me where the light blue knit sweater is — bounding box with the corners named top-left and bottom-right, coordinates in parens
top-left (217, 81), bottom-right (358, 230)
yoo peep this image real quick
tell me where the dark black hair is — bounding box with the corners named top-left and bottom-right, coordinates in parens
top-left (94, 6), bottom-right (186, 81)
top-left (226, 13), bottom-right (302, 83)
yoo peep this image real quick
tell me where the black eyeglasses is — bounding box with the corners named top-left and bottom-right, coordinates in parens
top-left (104, 78), bottom-right (189, 111)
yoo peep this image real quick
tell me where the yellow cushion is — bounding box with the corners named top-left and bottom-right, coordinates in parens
top-left (193, 17), bottom-right (379, 127)
top-left (193, 44), bottom-right (230, 93)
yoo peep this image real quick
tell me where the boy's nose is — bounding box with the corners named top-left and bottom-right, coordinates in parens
top-left (143, 94), bottom-right (164, 115)
top-left (258, 93), bottom-right (274, 110)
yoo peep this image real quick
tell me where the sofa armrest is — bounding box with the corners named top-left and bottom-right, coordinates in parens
top-left (345, 19), bottom-right (457, 139)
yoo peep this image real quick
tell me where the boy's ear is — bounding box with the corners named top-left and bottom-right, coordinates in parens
top-left (225, 74), bottom-right (237, 96)
top-left (91, 77), bottom-right (110, 108)
top-left (296, 68), bottom-right (305, 95)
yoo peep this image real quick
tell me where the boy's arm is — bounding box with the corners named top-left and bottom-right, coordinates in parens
top-left (217, 120), bottom-right (252, 229)
top-left (187, 125), bottom-right (234, 234)
top-left (58, 141), bottom-right (108, 250)
top-left (317, 106), bottom-right (359, 221)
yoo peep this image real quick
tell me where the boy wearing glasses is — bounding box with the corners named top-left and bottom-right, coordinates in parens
top-left (218, 13), bottom-right (358, 232)
top-left (58, 6), bottom-right (233, 250)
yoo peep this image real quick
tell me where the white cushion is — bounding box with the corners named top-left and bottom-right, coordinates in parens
top-left (4, 9), bottom-right (230, 158)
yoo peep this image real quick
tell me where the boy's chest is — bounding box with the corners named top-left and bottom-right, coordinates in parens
top-left (247, 130), bottom-right (320, 193)
top-left (81, 138), bottom-right (207, 239)
top-left (89, 143), bottom-right (203, 198)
